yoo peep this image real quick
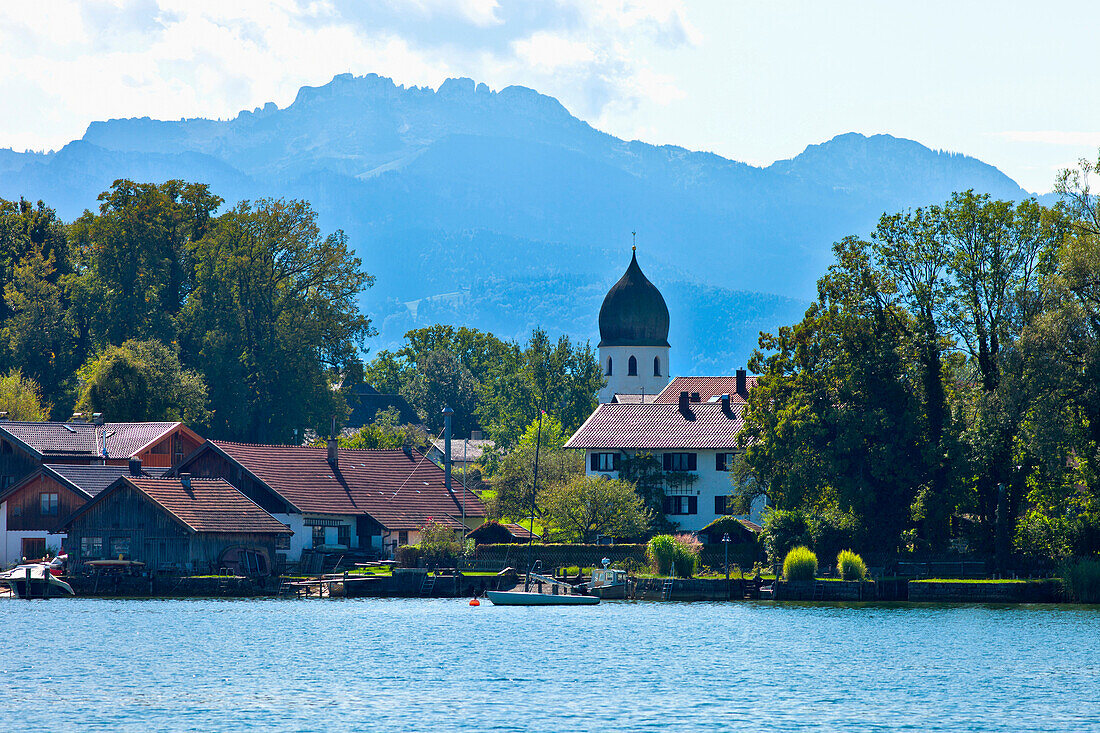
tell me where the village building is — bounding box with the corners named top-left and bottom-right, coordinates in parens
top-left (567, 250), bottom-right (766, 532)
top-left (345, 383), bottom-right (421, 428)
top-left (171, 440), bottom-right (486, 562)
top-left (60, 475), bottom-right (292, 575)
top-left (427, 433), bottom-right (495, 470)
top-left (466, 519), bottom-right (538, 545)
top-left (0, 463), bottom-right (141, 563)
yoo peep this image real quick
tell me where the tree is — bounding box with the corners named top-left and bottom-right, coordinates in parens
top-left (180, 198), bottom-right (373, 442)
top-left (332, 407), bottom-right (429, 450)
top-left (486, 415), bottom-right (583, 520)
top-left (0, 369), bottom-right (49, 420)
top-left (75, 339), bottom-right (209, 424)
top-left (400, 350), bottom-right (479, 435)
top-left (541, 475), bottom-right (649, 542)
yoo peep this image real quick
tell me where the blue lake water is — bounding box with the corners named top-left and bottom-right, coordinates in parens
top-left (2, 599), bottom-right (1098, 732)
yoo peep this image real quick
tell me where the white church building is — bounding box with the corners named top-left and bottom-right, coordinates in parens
top-left (566, 249), bottom-right (766, 532)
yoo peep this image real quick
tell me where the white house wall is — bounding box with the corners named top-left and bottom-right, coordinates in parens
top-left (585, 449), bottom-right (766, 532)
top-left (598, 345), bottom-right (670, 403)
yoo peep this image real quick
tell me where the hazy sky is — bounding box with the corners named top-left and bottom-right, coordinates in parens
top-left (1, 0), bottom-right (1096, 192)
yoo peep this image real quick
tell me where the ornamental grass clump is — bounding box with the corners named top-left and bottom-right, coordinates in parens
top-left (783, 546), bottom-right (818, 581)
top-left (836, 549), bottom-right (868, 580)
top-left (646, 534), bottom-right (701, 577)
top-left (1060, 557), bottom-right (1100, 604)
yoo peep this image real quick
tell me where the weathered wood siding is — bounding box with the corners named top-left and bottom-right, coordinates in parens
top-left (138, 430), bottom-right (203, 469)
top-left (0, 438), bottom-right (40, 491)
top-left (4, 473), bottom-right (87, 531)
top-left (66, 485), bottom-right (279, 572)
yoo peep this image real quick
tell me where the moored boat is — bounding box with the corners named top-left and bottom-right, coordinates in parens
top-left (0, 563), bottom-right (75, 599)
top-left (485, 590), bottom-right (599, 606)
top-left (587, 559), bottom-right (630, 599)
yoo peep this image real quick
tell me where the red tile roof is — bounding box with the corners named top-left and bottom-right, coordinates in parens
top-left (208, 441), bottom-right (486, 531)
top-left (0, 421), bottom-right (195, 460)
top-left (565, 402), bottom-right (747, 450)
top-left (67, 476), bottom-right (291, 535)
top-left (654, 376), bottom-right (757, 404)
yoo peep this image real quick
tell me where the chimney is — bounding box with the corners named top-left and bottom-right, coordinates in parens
top-left (180, 472), bottom-right (192, 490)
top-left (92, 412), bottom-right (104, 425)
top-left (679, 391), bottom-right (690, 411)
top-left (402, 442), bottom-right (412, 458)
top-left (721, 393), bottom-right (731, 414)
top-left (128, 458), bottom-right (142, 476)
top-left (327, 437), bottom-right (338, 469)
top-left (736, 368), bottom-right (748, 397)
top-left (70, 412), bottom-right (86, 424)
top-left (691, 392), bottom-right (700, 403)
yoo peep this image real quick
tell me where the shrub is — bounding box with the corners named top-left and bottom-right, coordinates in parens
top-left (809, 509), bottom-right (860, 563)
top-left (762, 509), bottom-right (810, 564)
top-left (1060, 557), bottom-right (1100, 603)
top-left (836, 549), bottom-right (867, 580)
top-left (783, 546), bottom-right (817, 581)
top-left (646, 534), bottom-right (701, 578)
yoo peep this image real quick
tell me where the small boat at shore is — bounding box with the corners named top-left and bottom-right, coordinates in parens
top-left (486, 572), bottom-right (599, 606)
top-left (587, 559), bottom-right (630, 600)
top-left (0, 563), bottom-right (75, 599)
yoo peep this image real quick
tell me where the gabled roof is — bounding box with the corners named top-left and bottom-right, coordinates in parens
top-left (0, 420), bottom-right (200, 460)
top-left (63, 476), bottom-right (291, 535)
top-left (429, 438), bottom-right (495, 463)
top-left (199, 441), bottom-right (486, 531)
top-left (611, 393), bottom-right (659, 404)
top-left (44, 464), bottom-right (135, 499)
top-left (346, 384), bottom-right (421, 427)
top-left (654, 376), bottom-right (757, 405)
top-left (565, 402), bottom-right (747, 450)
top-left (466, 520), bottom-right (538, 542)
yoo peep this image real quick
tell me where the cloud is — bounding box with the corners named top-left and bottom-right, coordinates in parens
top-left (0, 0), bottom-right (698, 152)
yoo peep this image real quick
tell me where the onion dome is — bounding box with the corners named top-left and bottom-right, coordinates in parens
top-left (598, 250), bottom-right (670, 347)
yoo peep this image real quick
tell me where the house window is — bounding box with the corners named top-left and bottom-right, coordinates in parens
top-left (22, 537), bottom-right (46, 559)
top-left (653, 356), bottom-right (661, 376)
top-left (715, 496), bottom-right (732, 515)
top-left (312, 525), bottom-right (326, 548)
top-left (337, 524), bottom-right (351, 547)
top-left (628, 355), bottom-right (637, 376)
top-left (398, 530), bottom-right (409, 546)
top-left (173, 434), bottom-right (185, 465)
top-left (82, 536), bottom-right (103, 558)
top-left (109, 537), bottom-right (131, 558)
top-left (590, 453), bottom-right (620, 472)
top-left (276, 529), bottom-right (291, 550)
top-left (663, 453), bottom-right (697, 471)
top-left (606, 357), bottom-right (613, 376)
top-left (40, 493), bottom-right (60, 516)
top-left (663, 496), bottom-right (698, 515)
top-left (715, 453), bottom-right (735, 471)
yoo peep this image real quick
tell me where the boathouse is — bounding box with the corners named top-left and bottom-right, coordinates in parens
top-left (170, 440), bottom-right (486, 562)
top-left (466, 520), bottom-right (538, 545)
top-left (0, 462), bottom-right (140, 563)
top-left (60, 475), bottom-right (292, 575)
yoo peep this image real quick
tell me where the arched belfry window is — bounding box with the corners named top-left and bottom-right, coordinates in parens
top-left (606, 357), bottom-right (613, 376)
top-left (628, 355), bottom-right (637, 376)
top-left (653, 356), bottom-right (661, 376)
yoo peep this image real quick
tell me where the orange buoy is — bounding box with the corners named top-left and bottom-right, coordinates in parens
top-left (469, 598), bottom-right (480, 606)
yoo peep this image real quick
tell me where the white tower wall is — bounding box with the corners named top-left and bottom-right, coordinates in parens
top-left (598, 344), bottom-right (670, 403)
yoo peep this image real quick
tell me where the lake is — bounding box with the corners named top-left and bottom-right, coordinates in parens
top-left (2, 599), bottom-right (1098, 732)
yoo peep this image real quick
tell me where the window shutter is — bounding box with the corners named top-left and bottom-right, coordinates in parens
top-left (715, 453), bottom-right (726, 471)
top-left (688, 496), bottom-right (698, 514)
top-left (613, 453), bottom-right (621, 470)
top-left (663, 453), bottom-right (671, 471)
top-left (714, 496), bottom-right (726, 515)
top-left (687, 453), bottom-right (697, 471)
top-left (590, 453), bottom-right (599, 471)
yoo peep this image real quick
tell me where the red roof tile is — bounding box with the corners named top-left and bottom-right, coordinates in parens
top-left (654, 376), bottom-right (757, 405)
top-left (565, 402), bottom-right (747, 450)
top-left (209, 441), bottom-right (486, 531)
top-left (0, 421), bottom-right (195, 459)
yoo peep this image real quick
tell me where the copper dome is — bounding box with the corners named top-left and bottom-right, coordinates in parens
top-left (598, 251), bottom-right (670, 348)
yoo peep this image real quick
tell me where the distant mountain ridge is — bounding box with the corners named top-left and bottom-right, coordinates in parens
top-left (0, 74), bottom-right (1045, 373)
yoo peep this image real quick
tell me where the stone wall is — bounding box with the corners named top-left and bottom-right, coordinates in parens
top-left (907, 580), bottom-right (1062, 603)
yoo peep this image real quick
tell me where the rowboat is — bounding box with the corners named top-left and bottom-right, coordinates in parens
top-left (485, 590), bottom-right (599, 606)
top-left (0, 563), bottom-right (75, 599)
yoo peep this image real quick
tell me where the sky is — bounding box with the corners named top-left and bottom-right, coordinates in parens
top-left (0, 0), bottom-right (1097, 193)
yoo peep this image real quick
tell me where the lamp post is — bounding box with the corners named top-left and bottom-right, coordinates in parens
top-left (722, 532), bottom-right (731, 600)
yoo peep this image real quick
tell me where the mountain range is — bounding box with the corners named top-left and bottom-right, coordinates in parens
top-left (0, 74), bottom-right (1048, 374)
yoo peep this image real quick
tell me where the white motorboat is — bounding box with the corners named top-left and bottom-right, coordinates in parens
top-left (0, 563), bottom-right (75, 599)
top-left (485, 572), bottom-right (599, 606)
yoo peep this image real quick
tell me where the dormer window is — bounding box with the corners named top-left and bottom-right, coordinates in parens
top-left (628, 355), bottom-right (637, 376)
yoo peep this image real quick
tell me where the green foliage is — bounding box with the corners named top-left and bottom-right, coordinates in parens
top-left (761, 509), bottom-right (811, 564)
top-left (417, 520), bottom-right (472, 567)
top-left (539, 475), bottom-right (649, 543)
top-left (836, 549), bottom-right (867, 580)
top-left (0, 369), bottom-right (49, 420)
top-left (485, 415), bottom-right (583, 520)
top-left (782, 546), bottom-right (818, 581)
top-left (1059, 557), bottom-right (1100, 604)
top-left (646, 534), bottom-right (700, 578)
top-left (333, 407), bottom-right (428, 450)
top-left (618, 451), bottom-right (693, 534)
top-left (76, 339), bottom-right (209, 424)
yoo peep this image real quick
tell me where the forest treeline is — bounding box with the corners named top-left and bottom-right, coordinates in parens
top-left (735, 157), bottom-right (1100, 566)
top-left (0, 179), bottom-right (602, 446)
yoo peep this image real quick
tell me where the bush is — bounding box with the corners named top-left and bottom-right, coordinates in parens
top-left (783, 546), bottom-right (817, 581)
top-left (809, 509), bottom-right (860, 563)
top-left (762, 509), bottom-right (810, 564)
top-left (836, 549), bottom-right (867, 580)
top-left (1060, 557), bottom-right (1100, 603)
top-left (646, 534), bottom-right (701, 578)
